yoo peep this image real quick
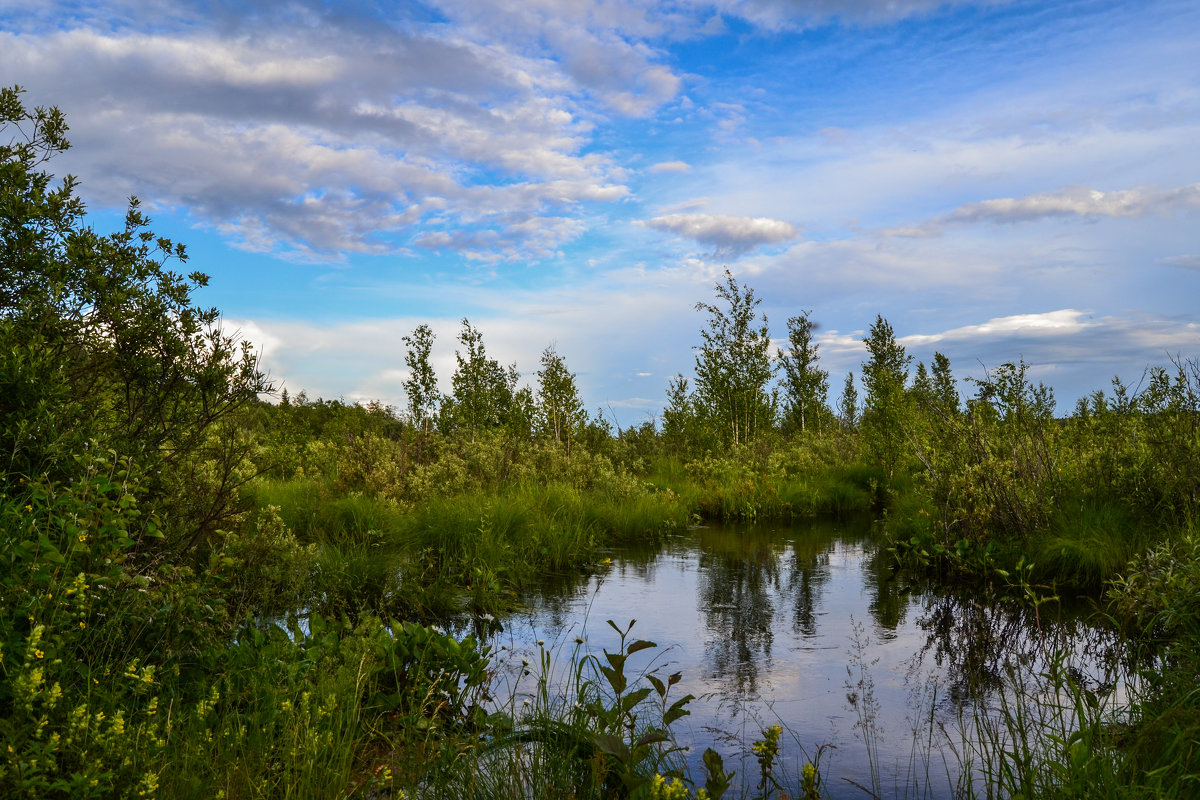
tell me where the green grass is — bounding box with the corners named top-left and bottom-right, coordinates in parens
top-left (1035, 500), bottom-right (1146, 592)
top-left (643, 452), bottom-right (873, 522)
top-left (251, 475), bottom-right (687, 618)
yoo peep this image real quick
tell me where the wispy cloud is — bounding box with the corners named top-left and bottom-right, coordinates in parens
top-left (886, 183), bottom-right (1200, 237)
top-left (900, 310), bottom-right (1094, 347)
top-left (648, 160), bottom-right (692, 173)
top-left (706, 0), bottom-right (996, 31)
top-left (811, 309), bottom-right (1200, 392)
top-left (639, 212), bottom-right (797, 257)
top-left (1160, 254), bottom-right (1200, 271)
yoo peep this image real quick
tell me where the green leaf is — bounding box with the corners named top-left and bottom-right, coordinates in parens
top-left (598, 664), bottom-right (626, 695)
top-left (592, 733), bottom-right (627, 758)
top-left (607, 619), bottom-right (634, 637)
top-left (664, 694), bottom-right (695, 726)
top-left (620, 687), bottom-right (653, 713)
top-left (37, 534), bottom-right (64, 564)
top-left (634, 730), bottom-right (670, 748)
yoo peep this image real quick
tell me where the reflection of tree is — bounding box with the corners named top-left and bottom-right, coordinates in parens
top-left (918, 594), bottom-right (1028, 701)
top-left (519, 536), bottom-right (673, 633)
top-left (785, 516), bottom-right (906, 639)
top-left (915, 592), bottom-right (1120, 705)
top-left (697, 525), bottom-right (784, 695)
top-left (695, 516), bottom-right (889, 696)
top-left (862, 541), bottom-right (910, 636)
top-left (783, 523), bottom-right (837, 638)
top-left (786, 551), bottom-right (827, 638)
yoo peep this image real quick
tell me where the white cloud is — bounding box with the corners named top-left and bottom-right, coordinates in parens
top-left (423, 0), bottom-right (684, 116)
top-left (899, 310), bottom-right (1094, 347)
top-left (703, 0), bottom-right (992, 31)
top-left (639, 212), bottom-right (797, 256)
top-left (0, 17), bottom-right (632, 261)
top-left (648, 160), bottom-right (692, 173)
top-left (937, 183), bottom-right (1200, 228)
top-left (808, 309), bottom-right (1200, 406)
top-left (879, 183), bottom-right (1200, 238)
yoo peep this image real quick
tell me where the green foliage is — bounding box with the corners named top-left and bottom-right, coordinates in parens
top-left (692, 269), bottom-right (776, 447)
top-left (1107, 525), bottom-right (1200, 787)
top-left (776, 311), bottom-right (831, 434)
top-left (472, 620), bottom-right (694, 800)
top-left (931, 351), bottom-right (960, 413)
top-left (443, 319), bottom-right (523, 440)
top-left (860, 315), bottom-right (913, 479)
top-left (0, 454), bottom-right (224, 798)
top-left (0, 85), bottom-right (269, 562)
top-left (368, 619), bottom-right (491, 733)
top-left (536, 345), bottom-right (587, 452)
top-left (1068, 359), bottom-right (1200, 529)
top-left (402, 323), bottom-right (440, 435)
top-left (954, 653), bottom-right (1130, 800)
top-left (905, 360), bottom-right (1064, 550)
top-left (662, 374), bottom-right (708, 453)
top-left (838, 371), bottom-right (859, 430)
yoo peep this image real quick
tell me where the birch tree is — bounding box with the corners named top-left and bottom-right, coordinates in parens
top-left (693, 269), bottom-right (775, 447)
top-left (777, 311), bottom-right (830, 434)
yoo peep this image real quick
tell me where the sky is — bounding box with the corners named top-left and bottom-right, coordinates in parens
top-left (3, 0), bottom-right (1198, 426)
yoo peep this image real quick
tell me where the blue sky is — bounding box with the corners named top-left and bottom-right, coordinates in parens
top-left (3, 0), bottom-right (1198, 425)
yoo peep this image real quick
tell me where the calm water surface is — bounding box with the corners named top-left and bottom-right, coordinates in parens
top-left (489, 516), bottom-right (1115, 799)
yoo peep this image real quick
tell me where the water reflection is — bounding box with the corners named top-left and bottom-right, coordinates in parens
top-left (916, 591), bottom-right (1123, 705)
top-left (500, 516), bottom-right (1114, 799)
top-left (696, 525), bottom-right (784, 694)
top-left (784, 533), bottom-right (831, 638)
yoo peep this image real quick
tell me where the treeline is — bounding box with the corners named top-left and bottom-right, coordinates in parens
top-left (264, 259), bottom-right (1200, 595)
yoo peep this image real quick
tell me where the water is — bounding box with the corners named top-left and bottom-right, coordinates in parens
top-left (488, 516), bottom-right (1119, 799)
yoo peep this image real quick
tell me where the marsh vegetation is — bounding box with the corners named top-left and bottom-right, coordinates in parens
top-left (3, 88), bottom-right (1198, 798)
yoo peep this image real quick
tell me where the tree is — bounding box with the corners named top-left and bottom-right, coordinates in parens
top-left (536, 345), bottom-right (586, 452)
top-left (912, 361), bottom-right (933, 407)
top-left (693, 269), bottom-right (775, 447)
top-left (443, 318), bottom-right (518, 439)
top-left (402, 323), bottom-right (439, 434)
top-left (930, 351), bottom-right (959, 414)
top-left (838, 372), bottom-right (859, 430)
top-left (777, 311), bottom-right (830, 434)
top-left (0, 86), bottom-right (269, 555)
top-left (860, 315), bottom-right (913, 478)
top-left (662, 373), bottom-right (701, 452)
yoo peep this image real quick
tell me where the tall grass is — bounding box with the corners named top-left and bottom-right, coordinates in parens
top-left (645, 450), bottom-right (873, 523)
top-left (251, 475), bottom-right (687, 619)
top-left (1034, 499), bottom-right (1147, 592)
